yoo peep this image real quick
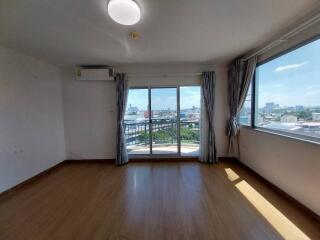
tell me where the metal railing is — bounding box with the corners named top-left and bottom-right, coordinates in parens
top-left (124, 119), bottom-right (200, 146)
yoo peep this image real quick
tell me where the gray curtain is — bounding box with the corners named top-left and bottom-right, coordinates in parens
top-left (115, 73), bottom-right (129, 166)
top-left (227, 56), bottom-right (257, 157)
top-left (200, 71), bottom-right (217, 164)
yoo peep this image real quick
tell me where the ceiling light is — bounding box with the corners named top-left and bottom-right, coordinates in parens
top-left (108, 0), bottom-right (141, 26)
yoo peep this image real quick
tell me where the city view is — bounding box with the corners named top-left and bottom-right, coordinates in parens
top-left (240, 102), bottom-right (320, 139)
top-left (240, 38), bottom-right (320, 140)
top-left (124, 87), bottom-right (201, 156)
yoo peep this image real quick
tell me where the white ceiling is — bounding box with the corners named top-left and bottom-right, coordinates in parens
top-left (0, 0), bottom-right (319, 67)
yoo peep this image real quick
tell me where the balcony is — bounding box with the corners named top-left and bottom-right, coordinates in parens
top-left (124, 119), bottom-right (200, 156)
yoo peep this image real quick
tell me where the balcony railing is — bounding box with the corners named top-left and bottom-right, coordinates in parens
top-left (124, 119), bottom-right (200, 146)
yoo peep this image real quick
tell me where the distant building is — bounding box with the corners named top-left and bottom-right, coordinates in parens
top-left (302, 122), bottom-right (320, 130)
top-left (180, 113), bottom-right (187, 119)
top-left (144, 111), bottom-right (154, 118)
top-left (127, 104), bottom-right (139, 115)
top-left (296, 105), bottom-right (304, 111)
top-left (312, 113), bottom-right (320, 122)
top-left (281, 115), bottom-right (297, 123)
top-left (264, 102), bottom-right (279, 114)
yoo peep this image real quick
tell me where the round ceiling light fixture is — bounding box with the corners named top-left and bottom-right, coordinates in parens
top-left (108, 0), bottom-right (141, 26)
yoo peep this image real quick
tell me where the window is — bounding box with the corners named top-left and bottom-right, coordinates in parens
top-left (255, 38), bottom-right (320, 140)
top-left (124, 86), bottom-right (201, 156)
top-left (240, 37), bottom-right (320, 141)
top-left (239, 82), bottom-right (252, 126)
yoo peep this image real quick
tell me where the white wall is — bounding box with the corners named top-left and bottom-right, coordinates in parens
top-left (239, 128), bottom-right (320, 216)
top-left (0, 45), bottom-right (66, 193)
top-left (62, 64), bottom-right (229, 160)
top-left (62, 70), bottom-right (117, 159)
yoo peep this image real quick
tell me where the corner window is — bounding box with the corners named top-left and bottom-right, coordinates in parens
top-left (255, 38), bottom-right (320, 140)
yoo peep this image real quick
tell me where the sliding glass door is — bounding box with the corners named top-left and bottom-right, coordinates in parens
top-left (124, 86), bottom-right (200, 157)
top-left (180, 86), bottom-right (200, 156)
top-left (124, 89), bottom-right (150, 155)
top-left (151, 88), bottom-right (178, 154)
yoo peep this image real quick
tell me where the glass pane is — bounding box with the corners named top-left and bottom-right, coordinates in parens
top-left (151, 88), bottom-right (178, 154)
top-left (255, 38), bottom-right (320, 139)
top-left (124, 89), bottom-right (150, 154)
top-left (180, 86), bottom-right (200, 156)
top-left (239, 83), bottom-right (252, 126)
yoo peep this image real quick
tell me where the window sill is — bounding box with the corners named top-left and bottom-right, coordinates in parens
top-left (239, 124), bottom-right (252, 129)
top-left (240, 126), bottom-right (320, 146)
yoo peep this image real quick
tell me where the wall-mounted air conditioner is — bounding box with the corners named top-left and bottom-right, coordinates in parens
top-left (75, 67), bottom-right (114, 81)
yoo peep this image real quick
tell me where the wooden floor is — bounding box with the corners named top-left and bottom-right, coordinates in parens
top-left (0, 161), bottom-right (319, 240)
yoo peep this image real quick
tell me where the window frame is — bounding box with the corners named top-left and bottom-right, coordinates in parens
top-left (125, 84), bottom-right (202, 159)
top-left (242, 34), bottom-right (320, 145)
top-left (238, 80), bottom-right (254, 127)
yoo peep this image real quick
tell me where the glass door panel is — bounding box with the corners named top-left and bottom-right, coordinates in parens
top-left (179, 86), bottom-right (201, 156)
top-left (151, 88), bottom-right (178, 154)
top-left (124, 89), bottom-right (150, 155)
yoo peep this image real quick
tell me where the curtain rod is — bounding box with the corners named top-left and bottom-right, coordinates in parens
top-left (242, 11), bottom-right (320, 61)
top-left (127, 72), bottom-right (202, 78)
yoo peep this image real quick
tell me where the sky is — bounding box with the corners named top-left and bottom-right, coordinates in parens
top-left (257, 38), bottom-right (320, 108)
top-left (126, 86), bottom-right (200, 111)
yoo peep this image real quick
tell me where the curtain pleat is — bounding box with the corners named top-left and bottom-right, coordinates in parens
top-left (200, 71), bottom-right (217, 164)
top-left (227, 56), bottom-right (257, 158)
top-left (115, 73), bottom-right (129, 166)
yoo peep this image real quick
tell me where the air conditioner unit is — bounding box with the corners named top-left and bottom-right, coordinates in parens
top-left (75, 68), bottom-right (114, 81)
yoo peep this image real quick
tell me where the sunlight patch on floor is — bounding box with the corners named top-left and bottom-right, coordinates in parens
top-left (235, 180), bottom-right (311, 240)
top-left (224, 168), bottom-right (240, 182)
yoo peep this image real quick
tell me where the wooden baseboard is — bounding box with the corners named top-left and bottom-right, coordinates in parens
top-left (65, 157), bottom-right (198, 164)
top-left (130, 157), bottom-right (198, 162)
top-left (65, 158), bottom-right (198, 163)
top-left (0, 161), bottom-right (65, 200)
top-left (65, 159), bottom-right (115, 164)
top-left (220, 157), bottom-right (320, 223)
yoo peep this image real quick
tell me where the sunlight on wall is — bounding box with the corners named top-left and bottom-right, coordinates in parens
top-left (235, 180), bottom-right (311, 240)
top-left (224, 168), bottom-right (240, 182)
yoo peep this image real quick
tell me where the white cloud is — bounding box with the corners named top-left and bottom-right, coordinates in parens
top-left (275, 62), bottom-right (308, 72)
top-left (306, 89), bottom-right (320, 95)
